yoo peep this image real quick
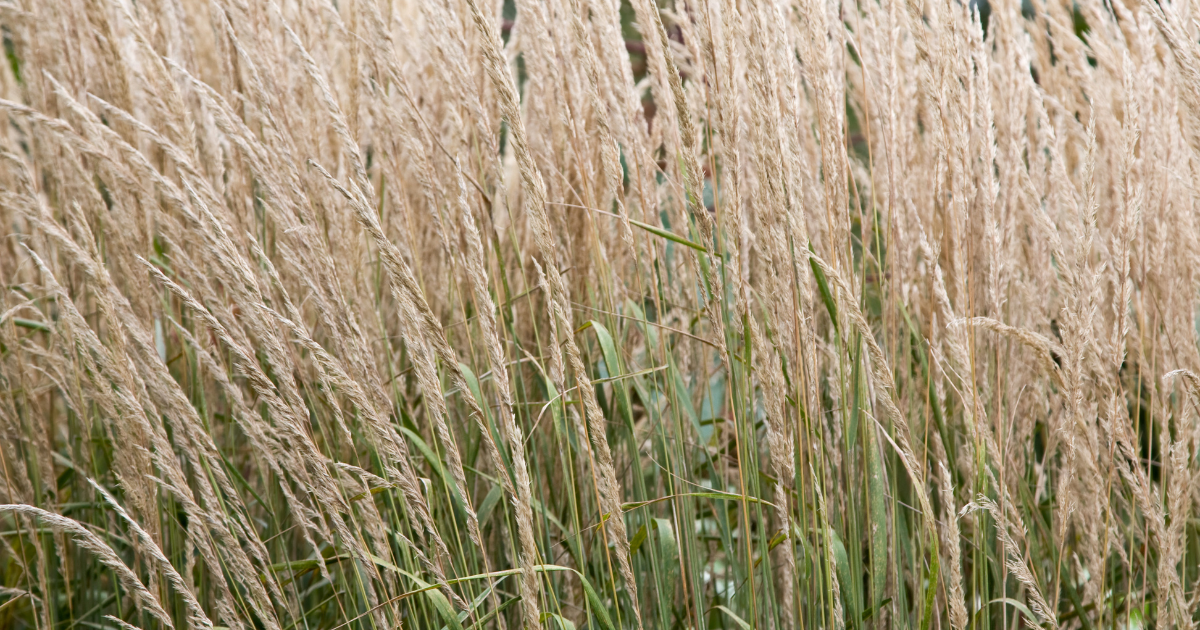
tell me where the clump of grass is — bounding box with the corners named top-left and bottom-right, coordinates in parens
top-left (1, 0), bottom-right (1199, 628)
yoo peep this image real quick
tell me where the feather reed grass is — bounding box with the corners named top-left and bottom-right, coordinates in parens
top-left (3, 0), bottom-right (1200, 628)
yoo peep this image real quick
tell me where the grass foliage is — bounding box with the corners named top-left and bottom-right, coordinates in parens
top-left (1, 0), bottom-right (1200, 628)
